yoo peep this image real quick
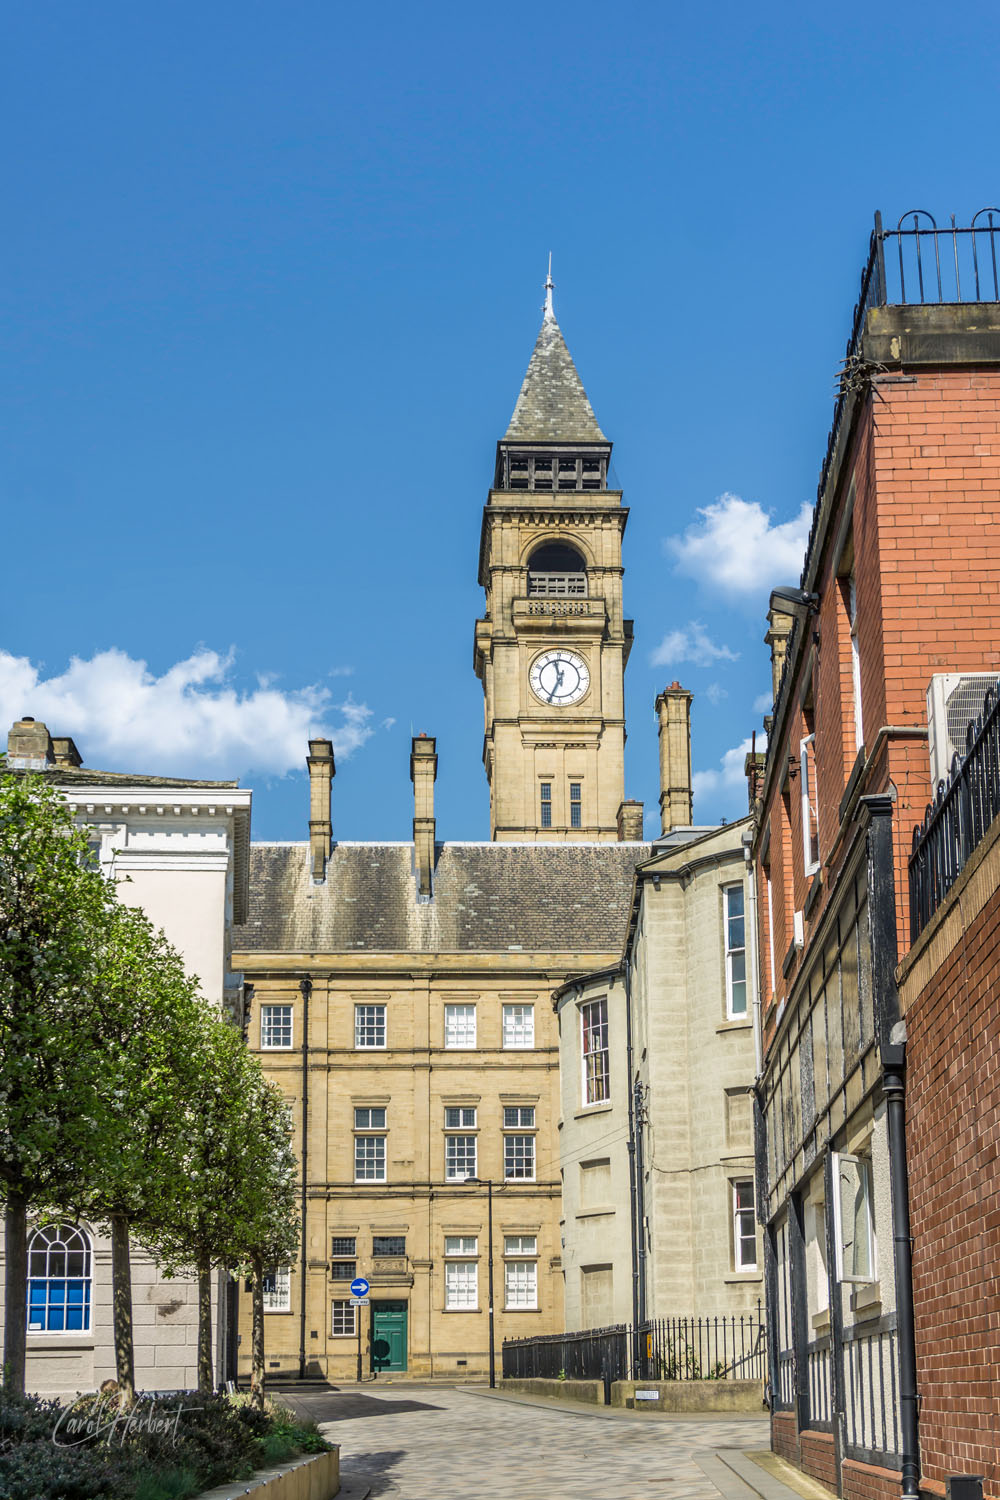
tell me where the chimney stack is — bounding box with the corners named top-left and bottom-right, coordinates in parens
top-left (617, 799), bottom-right (645, 841)
top-left (410, 733), bottom-right (437, 899)
top-left (6, 717), bottom-right (54, 770)
top-left (51, 737), bottom-right (83, 769)
top-left (765, 593), bottom-right (796, 704)
top-left (655, 684), bottom-right (693, 835)
top-left (307, 739), bottom-right (335, 882)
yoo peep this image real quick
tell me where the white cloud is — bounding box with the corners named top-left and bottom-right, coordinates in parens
top-left (692, 732), bottom-right (768, 815)
top-left (650, 622), bottom-right (739, 669)
top-left (705, 682), bottom-right (728, 706)
top-left (381, 716), bottom-right (397, 731)
top-left (0, 647), bottom-right (374, 778)
top-left (666, 493), bottom-right (812, 595)
top-left (753, 691), bottom-right (773, 713)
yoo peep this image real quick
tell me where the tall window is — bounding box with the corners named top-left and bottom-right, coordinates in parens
top-left (504, 1134), bottom-right (535, 1181)
top-left (581, 998), bottom-right (609, 1105)
top-left (27, 1224), bottom-right (91, 1333)
top-left (331, 1300), bottom-right (356, 1336)
top-left (724, 884), bottom-right (747, 1019)
top-left (260, 1004), bottom-right (293, 1049)
top-left (444, 1238), bottom-right (478, 1311)
top-left (849, 575), bottom-right (864, 752)
top-left (502, 1004), bottom-right (534, 1049)
top-left (540, 782), bottom-right (552, 828)
top-left (355, 1107), bottom-right (387, 1183)
top-left (355, 1004), bottom-right (386, 1049)
top-left (732, 1181), bottom-right (757, 1271)
top-left (504, 1234), bottom-right (538, 1310)
top-left (569, 782), bottom-right (582, 829)
top-left (262, 1266), bottom-right (291, 1312)
top-left (331, 1236), bottom-right (357, 1283)
top-left (800, 734), bottom-right (820, 874)
top-left (444, 1004), bottom-right (476, 1049)
top-left (504, 1259), bottom-right (538, 1309)
top-left (445, 1134), bottom-right (477, 1180)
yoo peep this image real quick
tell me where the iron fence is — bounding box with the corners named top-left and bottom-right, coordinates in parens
top-left (501, 1323), bottom-right (629, 1390)
top-left (503, 1305), bottom-right (767, 1389)
top-left (806, 1334), bottom-right (832, 1429)
top-left (843, 1317), bottom-right (901, 1466)
top-left (909, 680), bottom-right (1000, 937)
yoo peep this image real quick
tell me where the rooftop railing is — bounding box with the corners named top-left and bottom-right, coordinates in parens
top-left (804, 209), bottom-right (1000, 590)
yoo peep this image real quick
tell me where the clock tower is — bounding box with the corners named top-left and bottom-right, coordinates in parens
top-left (474, 270), bottom-right (633, 842)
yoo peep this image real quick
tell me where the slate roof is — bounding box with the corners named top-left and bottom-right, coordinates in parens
top-left (503, 308), bottom-right (607, 445)
top-left (235, 841), bottom-right (648, 956)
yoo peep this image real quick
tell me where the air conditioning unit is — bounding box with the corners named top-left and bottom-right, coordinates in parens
top-left (927, 673), bottom-right (1000, 788)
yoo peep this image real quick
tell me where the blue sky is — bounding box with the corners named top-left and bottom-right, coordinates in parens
top-left (2, 2), bottom-right (999, 841)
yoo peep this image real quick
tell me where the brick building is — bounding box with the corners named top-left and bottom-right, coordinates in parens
top-left (750, 211), bottom-right (1000, 1500)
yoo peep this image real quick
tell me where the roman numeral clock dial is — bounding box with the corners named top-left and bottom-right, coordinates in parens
top-left (529, 650), bottom-right (590, 706)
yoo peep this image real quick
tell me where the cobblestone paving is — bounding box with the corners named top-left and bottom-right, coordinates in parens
top-left (282, 1385), bottom-right (770, 1500)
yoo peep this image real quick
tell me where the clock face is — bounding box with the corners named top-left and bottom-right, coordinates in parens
top-left (529, 650), bottom-right (591, 706)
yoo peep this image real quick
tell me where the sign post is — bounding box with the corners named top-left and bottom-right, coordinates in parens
top-left (350, 1279), bottom-right (370, 1381)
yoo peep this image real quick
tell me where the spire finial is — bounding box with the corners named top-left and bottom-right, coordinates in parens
top-left (543, 252), bottom-right (554, 319)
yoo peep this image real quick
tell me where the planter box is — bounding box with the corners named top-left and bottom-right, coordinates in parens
top-left (196, 1445), bottom-right (340, 1500)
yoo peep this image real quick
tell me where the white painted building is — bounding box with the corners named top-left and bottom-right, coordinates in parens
top-left (1, 716), bottom-right (251, 1396)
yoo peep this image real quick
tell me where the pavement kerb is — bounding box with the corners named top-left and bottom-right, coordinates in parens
top-left (695, 1448), bottom-right (838, 1500)
top-left (457, 1383), bottom-right (772, 1425)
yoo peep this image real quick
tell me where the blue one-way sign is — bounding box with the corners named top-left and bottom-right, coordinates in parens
top-left (350, 1277), bottom-right (370, 1298)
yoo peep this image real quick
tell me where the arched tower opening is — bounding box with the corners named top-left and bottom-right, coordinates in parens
top-left (527, 542), bottom-right (588, 598)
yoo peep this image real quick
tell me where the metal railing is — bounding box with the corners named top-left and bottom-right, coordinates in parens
top-left (502, 1323), bottom-right (629, 1387)
top-left (843, 1317), bottom-right (901, 1465)
top-left (527, 571), bottom-right (587, 597)
top-left (503, 1305), bottom-right (767, 1388)
top-left (800, 208), bottom-right (1000, 595)
top-left (909, 681), bottom-right (1000, 937)
top-left (776, 1347), bottom-right (795, 1408)
top-left (806, 1334), bottom-right (833, 1428)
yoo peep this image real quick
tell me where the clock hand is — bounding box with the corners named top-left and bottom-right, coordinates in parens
top-left (547, 667), bottom-right (565, 703)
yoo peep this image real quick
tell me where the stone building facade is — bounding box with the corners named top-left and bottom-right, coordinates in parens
top-left (0, 716), bottom-right (251, 1396)
top-left (750, 213), bottom-right (1000, 1500)
top-left (233, 280), bottom-right (652, 1380)
top-left (556, 690), bottom-right (761, 1336)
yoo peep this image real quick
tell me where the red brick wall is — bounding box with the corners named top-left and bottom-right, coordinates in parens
top-left (772, 1410), bottom-right (799, 1465)
top-left (761, 365), bottom-right (1000, 1022)
top-left (905, 872), bottom-right (1000, 1491)
top-left (800, 1430), bottom-right (837, 1489)
top-left (841, 1458), bottom-right (903, 1500)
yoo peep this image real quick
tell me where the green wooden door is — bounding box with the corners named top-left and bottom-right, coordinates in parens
top-left (371, 1301), bottom-right (407, 1371)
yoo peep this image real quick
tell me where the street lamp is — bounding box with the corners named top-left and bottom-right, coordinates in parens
top-left (464, 1176), bottom-right (495, 1388)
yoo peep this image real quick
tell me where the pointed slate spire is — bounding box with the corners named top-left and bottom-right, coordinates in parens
top-left (504, 261), bottom-right (607, 444)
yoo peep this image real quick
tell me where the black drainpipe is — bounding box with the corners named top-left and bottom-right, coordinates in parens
top-left (623, 961), bottom-right (640, 1352)
top-left (298, 976), bottom-right (311, 1381)
top-left (862, 795), bottom-right (919, 1498)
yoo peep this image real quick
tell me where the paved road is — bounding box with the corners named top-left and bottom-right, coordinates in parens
top-left (279, 1384), bottom-right (770, 1500)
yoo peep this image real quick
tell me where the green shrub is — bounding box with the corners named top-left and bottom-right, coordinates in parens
top-left (0, 1383), bottom-right (329, 1500)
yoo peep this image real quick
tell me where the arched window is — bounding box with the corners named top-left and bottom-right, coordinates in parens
top-left (527, 543), bottom-right (587, 598)
top-left (28, 1224), bottom-right (92, 1333)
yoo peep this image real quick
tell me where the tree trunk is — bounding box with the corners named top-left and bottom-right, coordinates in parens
top-left (110, 1214), bottom-right (136, 1405)
top-left (3, 1190), bottom-right (28, 1395)
top-left (250, 1253), bottom-right (265, 1410)
top-left (197, 1254), bottom-right (214, 1394)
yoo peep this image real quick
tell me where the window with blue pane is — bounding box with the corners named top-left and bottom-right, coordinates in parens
top-left (28, 1224), bottom-right (92, 1333)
